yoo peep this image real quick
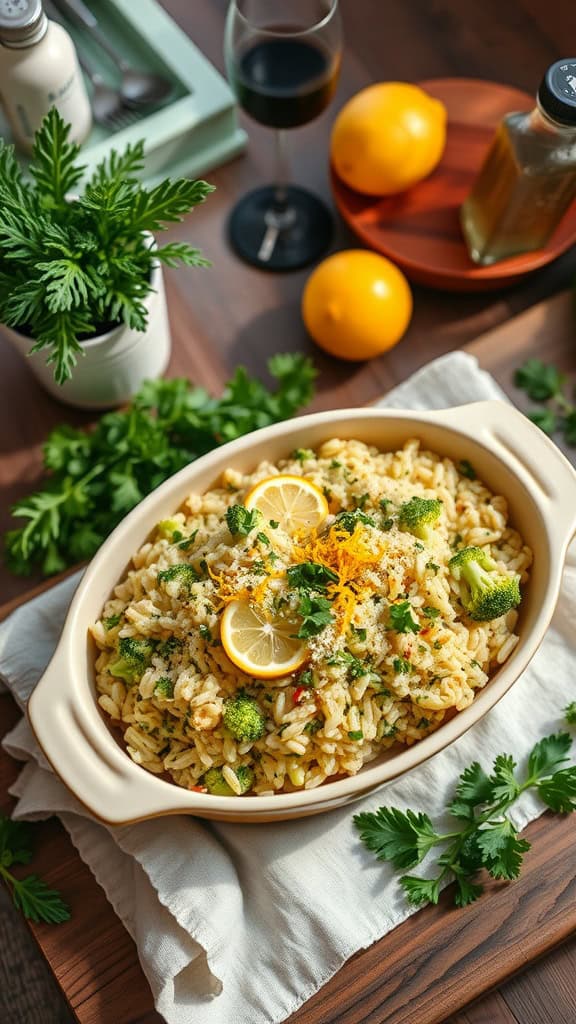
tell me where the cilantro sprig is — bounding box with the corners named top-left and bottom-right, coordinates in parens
top-left (5, 355), bottom-right (315, 577)
top-left (514, 359), bottom-right (576, 444)
top-left (0, 816), bottom-right (70, 924)
top-left (354, 732), bottom-right (576, 908)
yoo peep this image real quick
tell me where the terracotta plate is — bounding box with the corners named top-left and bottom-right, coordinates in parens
top-left (331, 78), bottom-right (576, 291)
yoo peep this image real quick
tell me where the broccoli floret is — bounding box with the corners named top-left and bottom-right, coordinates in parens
top-left (226, 504), bottom-right (262, 536)
top-left (449, 546), bottom-right (521, 621)
top-left (202, 765), bottom-right (255, 796)
top-left (222, 694), bottom-right (266, 741)
top-left (157, 564), bottom-right (199, 594)
top-left (398, 496), bottom-right (442, 542)
top-left (109, 636), bottom-right (157, 684)
top-left (154, 676), bottom-right (174, 699)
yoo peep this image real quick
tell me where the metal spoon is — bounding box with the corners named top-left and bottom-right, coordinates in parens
top-left (45, 0), bottom-right (135, 130)
top-left (52, 0), bottom-right (172, 108)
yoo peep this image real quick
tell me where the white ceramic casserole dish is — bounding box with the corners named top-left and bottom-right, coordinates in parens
top-left (28, 401), bottom-right (576, 823)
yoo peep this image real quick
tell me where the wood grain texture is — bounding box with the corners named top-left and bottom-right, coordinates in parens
top-left (1, 1), bottom-right (576, 1022)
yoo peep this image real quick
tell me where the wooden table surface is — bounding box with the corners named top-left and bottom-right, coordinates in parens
top-left (1, 0), bottom-right (576, 1021)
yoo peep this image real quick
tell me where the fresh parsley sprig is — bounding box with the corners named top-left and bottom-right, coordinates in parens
top-left (514, 359), bottom-right (576, 444)
top-left (354, 732), bottom-right (576, 909)
top-left (0, 109), bottom-right (213, 385)
top-left (0, 816), bottom-right (70, 924)
top-left (565, 702), bottom-right (576, 726)
top-left (5, 355), bottom-right (316, 577)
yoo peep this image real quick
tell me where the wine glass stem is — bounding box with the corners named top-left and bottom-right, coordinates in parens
top-left (257, 130), bottom-right (297, 262)
top-left (273, 129), bottom-right (290, 209)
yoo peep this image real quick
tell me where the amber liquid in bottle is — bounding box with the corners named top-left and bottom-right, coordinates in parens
top-left (461, 109), bottom-right (576, 265)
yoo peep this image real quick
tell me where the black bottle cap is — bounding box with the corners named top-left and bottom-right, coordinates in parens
top-left (538, 60), bottom-right (576, 126)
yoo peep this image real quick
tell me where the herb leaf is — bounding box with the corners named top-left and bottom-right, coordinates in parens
top-left (388, 601), bottom-right (421, 634)
top-left (295, 593), bottom-right (334, 639)
top-left (515, 359), bottom-right (565, 401)
top-left (4, 356), bottom-right (315, 577)
top-left (287, 562), bottom-right (339, 591)
top-left (353, 807), bottom-right (440, 869)
top-left (354, 729), bottom-right (576, 909)
top-left (0, 816), bottom-right (70, 924)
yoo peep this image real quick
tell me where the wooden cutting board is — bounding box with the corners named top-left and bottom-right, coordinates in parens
top-left (1, 291), bottom-right (576, 1024)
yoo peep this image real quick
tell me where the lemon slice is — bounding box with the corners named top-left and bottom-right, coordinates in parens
top-left (220, 600), bottom-right (308, 679)
top-left (244, 474), bottom-right (328, 535)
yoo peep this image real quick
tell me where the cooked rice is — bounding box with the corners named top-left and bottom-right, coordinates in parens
top-left (91, 438), bottom-right (532, 796)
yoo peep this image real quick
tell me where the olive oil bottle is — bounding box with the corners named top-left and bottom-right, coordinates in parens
top-left (461, 60), bottom-right (576, 265)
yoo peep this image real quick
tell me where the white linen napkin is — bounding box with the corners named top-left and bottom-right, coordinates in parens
top-left (1, 351), bottom-right (575, 1024)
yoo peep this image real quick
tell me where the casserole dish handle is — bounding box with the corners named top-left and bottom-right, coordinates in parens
top-left (436, 400), bottom-right (576, 553)
top-left (27, 649), bottom-right (196, 824)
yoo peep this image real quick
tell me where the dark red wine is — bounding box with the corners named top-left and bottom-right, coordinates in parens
top-left (233, 38), bottom-right (339, 129)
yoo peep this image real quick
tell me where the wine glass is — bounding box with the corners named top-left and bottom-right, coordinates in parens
top-left (224, 0), bottom-right (342, 271)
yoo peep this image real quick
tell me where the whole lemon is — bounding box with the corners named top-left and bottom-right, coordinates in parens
top-left (331, 83), bottom-right (447, 196)
top-left (302, 250), bottom-right (412, 361)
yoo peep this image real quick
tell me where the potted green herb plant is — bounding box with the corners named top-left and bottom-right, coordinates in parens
top-left (0, 109), bottom-right (214, 409)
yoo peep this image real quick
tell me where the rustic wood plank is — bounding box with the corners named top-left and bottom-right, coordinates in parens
top-left (448, 990), bottom-right (520, 1024)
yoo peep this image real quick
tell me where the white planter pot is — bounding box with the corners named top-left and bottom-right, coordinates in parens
top-left (3, 259), bottom-right (171, 410)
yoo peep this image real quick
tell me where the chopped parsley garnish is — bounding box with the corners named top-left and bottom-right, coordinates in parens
top-left (298, 668), bottom-right (315, 687)
top-left (286, 561), bottom-right (339, 591)
top-left (256, 532), bottom-right (270, 546)
top-left (328, 650), bottom-right (371, 679)
top-left (458, 459), bottom-right (476, 480)
top-left (199, 624), bottom-right (212, 641)
top-left (178, 530), bottom-right (198, 550)
top-left (157, 636), bottom-right (184, 659)
top-left (269, 520), bottom-right (279, 529)
top-left (348, 730), bottom-right (364, 742)
top-left (426, 562), bottom-right (440, 574)
top-left (304, 718), bottom-right (324, 734)
top-left (350, 625), bottom-right (367, 642)
top-left (388, 601), bottom-right (421, 634)
top-left (423, 606), bottom-right (441, 619)
top-left (103, 613), bottom-right (121, 630)
top-left (353, 493), bottom-right (370, 510)
top-left (393, 656), bottom-right (412, 674)
top-left (292, 448), bottom-right (314, 463)
top-left (295, 593), bottom-right (334, 639)
top-left (333, 509), bottom-right (376, 533)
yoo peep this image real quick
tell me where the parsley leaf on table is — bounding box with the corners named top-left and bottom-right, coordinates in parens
top-left (0, 816), bottom-right (70, 925)
top-left (514, 358), bottom-right (576, 446)
top-left (514, 359), bottom-right (565, 402)
top-left (4, 355), bottom-right (315, 577)
top-left (565, 702), bottom-right (576, 726)
top-left (354, 732), bottom-right (576, 909)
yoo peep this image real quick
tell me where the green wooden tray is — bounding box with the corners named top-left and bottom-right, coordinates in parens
top-left (0, 0), bottom-right (247, 183)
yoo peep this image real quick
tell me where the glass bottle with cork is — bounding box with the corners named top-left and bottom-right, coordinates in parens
top-left (461, 59), bottom-right (576, 265)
